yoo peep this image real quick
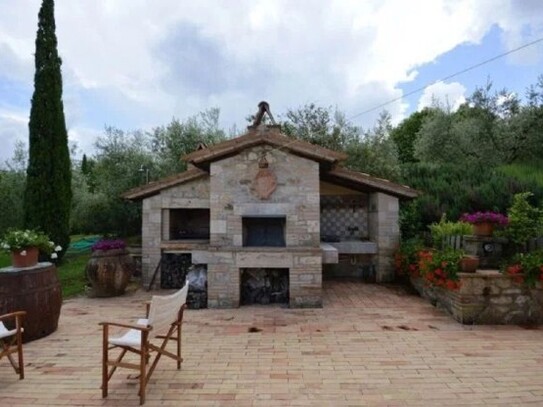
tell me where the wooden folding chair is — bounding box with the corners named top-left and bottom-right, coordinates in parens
top-left (0, 311), bottom-right (26, 379)
top-left (100, 281), bottom-right (189, 405)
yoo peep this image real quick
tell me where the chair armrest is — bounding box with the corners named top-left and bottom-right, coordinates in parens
top-left (0, 311), bottom-right (26, 323)
top-left (99, 321), bottom-right (152, 332)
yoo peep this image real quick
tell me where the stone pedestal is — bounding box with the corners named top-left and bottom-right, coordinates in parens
top-left (463, 235), bottom-right (508, 269)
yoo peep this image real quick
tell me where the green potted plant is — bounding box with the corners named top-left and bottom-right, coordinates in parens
top-left (0, 229), bottom-right (62, 268)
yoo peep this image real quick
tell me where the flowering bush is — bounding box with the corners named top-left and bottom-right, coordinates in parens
top-left (394, 238), bottom-right (424, 277)
top-left (460, 211), bottom-right (508, 225)
top-left (0, 229), bottom-right (62, 259)
top-left (504, 251), bottom-right (543, 287)
top-left (91, 239), bottom-right (126, 252)
top-left (395, 242), bottom-right (462, 290)
top-left (419, 249), bottom-right (463, 290)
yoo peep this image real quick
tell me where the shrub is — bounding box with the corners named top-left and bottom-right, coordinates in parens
top-left (420, 248), bottom-right (463, 290)
top-left (505, 192), bottom-right (543, 247)
top-left (504, 250), bottom-right (543, 287)
top-left (394, 238), bottom-right (424, 276)
top-left (428, 215), bottom-right (473, 248)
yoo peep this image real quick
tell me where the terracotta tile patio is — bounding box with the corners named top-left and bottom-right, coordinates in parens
top-left (1, 279), bottom-right (543, 406)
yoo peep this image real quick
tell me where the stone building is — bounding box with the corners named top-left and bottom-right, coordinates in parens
top-left (124, 105), bottom-right (417, 308)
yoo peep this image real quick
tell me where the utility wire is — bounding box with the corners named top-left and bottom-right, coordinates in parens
top-left (348, 35), bottom-right (543, 121)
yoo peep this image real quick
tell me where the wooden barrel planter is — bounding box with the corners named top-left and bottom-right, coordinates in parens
top-left (0, 263), bottom-right (62, 343)
top-left (85, 248), bottom-right (134, 297)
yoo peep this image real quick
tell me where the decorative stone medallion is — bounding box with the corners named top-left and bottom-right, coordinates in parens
top-left (251, 155), bottom-right (277, 200)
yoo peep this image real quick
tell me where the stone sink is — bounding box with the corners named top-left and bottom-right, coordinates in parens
top-left (329, 240), bottom-right (377, 254)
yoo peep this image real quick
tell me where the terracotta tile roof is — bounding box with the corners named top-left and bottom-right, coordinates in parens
top-left (122, 168), bottom-right (207, 200)
top-left (123, 126), bottom-right (418, 201)
top-left (184, 126), bottom-right (347, 166)
top-left (325, 166), bottom-right (419, 199)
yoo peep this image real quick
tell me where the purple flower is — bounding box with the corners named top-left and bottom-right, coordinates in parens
top-left (460, 211), bottom-right (509, 225)
top-left (91, 239), bottom-right (126, 252)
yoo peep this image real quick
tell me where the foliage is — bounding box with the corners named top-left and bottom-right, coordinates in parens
top-left (394, 237), bottom-right (424, 276)
top-left (428, 215), bottom-right (473, 248)
top-left (345, 111), bottom-right (401, 181)
top-left (24, 0), bottom-right (72, 260)
top-left (149, 108), bottom-right (226, 178)
top-left (399, 161), bottom-right (543, 234)
top-left (57, 252), bottom-right (91, 298)
top-left (419, 248), bottom-right (463, 290)
top-left (399, 200), bottom-right (425, 240)
top-left (414, 82), bottom-right (513, 167)
top-left (0, 228), bottom-right (62, 258)
top-left (69, 111), bottom-right (226, 237)
top-left (395, 244), bottom-right (463, 290)
top-left (280, 103), bottom-right (358, 151)
top-left (73, 127), bottom-right (151, 236)
top-left (505, 192), bottom-right (543, 246)
top-left (459, 211), bottom-right (508, 225)
top-left (91, 239), bottom-right (126, 252)
top-left (0, 142), bottom-right (27, 235)
top-left (505, 250), bottom-right (543, 287)
top-left (500, 162), bottom-right (543, 189)
top-left (390, 108), bottom-right (435, 163)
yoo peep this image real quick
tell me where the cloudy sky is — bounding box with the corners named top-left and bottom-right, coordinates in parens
top-left (1, 0), bottom-right (542, 164)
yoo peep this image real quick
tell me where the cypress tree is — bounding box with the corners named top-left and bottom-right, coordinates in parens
top-left (24, 0), bottom-right (71, 259)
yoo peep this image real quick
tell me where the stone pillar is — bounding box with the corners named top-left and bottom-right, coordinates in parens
top-left (290, 253), bottom-right (322, 307)
top-left (142, 195), bottom-right (162, 288)
top-left (207, 260), bottom-right (239, 308)
top-left (368, 192), bottom-right (399, 283)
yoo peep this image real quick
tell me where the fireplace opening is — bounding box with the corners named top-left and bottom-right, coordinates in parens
top-left (160, 253), bottom-right (207, 309)
top-left (169, 209), bottom-right (210, 240)
top-left (240, 268), bottom-right (289, 305)
top-left (242, 216), bottom-right (286, 247)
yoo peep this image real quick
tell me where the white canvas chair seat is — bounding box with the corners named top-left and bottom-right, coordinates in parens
top-left (0, 311), bottom-right (26, 380)
top-left (108, 319), bottom-right (148, 347)
top-left (0, 323), bottom-right (20, 339)
top-left (100, 281), bottom-right (189, 405)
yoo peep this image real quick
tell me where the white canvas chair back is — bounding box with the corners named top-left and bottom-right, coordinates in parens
top-left (147, 281), bottom-right (188, 337)
top-left (100, 280), bottom-right (189, 404)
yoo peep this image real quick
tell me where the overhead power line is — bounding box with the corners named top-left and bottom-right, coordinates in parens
top-left (348, 35), bottom-right (543, 121)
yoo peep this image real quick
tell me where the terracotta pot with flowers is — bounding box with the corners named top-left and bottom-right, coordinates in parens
top-left (0, 229), bottom-right (62, 268)
top-left (0, 229), bottom-right (63, 342)
top-left (460, 211), bottom-right (509, 237)
top-left (85, 239), bottom-right (135, 297)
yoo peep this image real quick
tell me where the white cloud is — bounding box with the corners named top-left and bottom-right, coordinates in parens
top-left (417, 81), bottom-right (467, 111)
top-left (0, 0), bottom-right (541, 162)
top-left (0, 107), bottom-right (28, 164)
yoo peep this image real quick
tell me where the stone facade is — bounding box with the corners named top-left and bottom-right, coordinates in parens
top-left (411, 271), bottom-right (543, 324)
top-left (134, 124), bottom-right (415, 309)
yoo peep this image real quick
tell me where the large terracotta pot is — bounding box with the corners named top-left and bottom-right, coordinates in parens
top-left (473, 222), bottom-right (494, 237)
top-left (85, 249), bottom-right (134, 297)
top-left (11, 247), bottom-right (39, 268)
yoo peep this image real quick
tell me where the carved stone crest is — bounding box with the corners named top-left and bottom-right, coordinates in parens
top-left (251, 155), bottom-right (277, 200)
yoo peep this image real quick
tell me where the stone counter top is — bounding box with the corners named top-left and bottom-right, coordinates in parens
top-left (327, 240), bottom-right (377, 254)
